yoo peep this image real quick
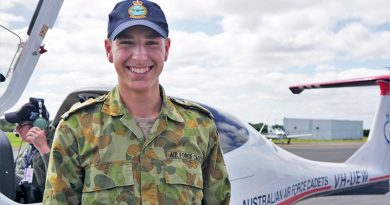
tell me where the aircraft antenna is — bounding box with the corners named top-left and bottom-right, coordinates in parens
top-left (0, 24), bottom-right (22, 79)
top-left (0, 24), bottom-right (21, 43)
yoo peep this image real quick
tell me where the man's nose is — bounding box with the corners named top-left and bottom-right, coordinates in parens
top-left (132, 45), bottom-right (148, 60)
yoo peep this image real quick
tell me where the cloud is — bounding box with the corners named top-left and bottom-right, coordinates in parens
top-left (1, 0), bottom-right (389, 130)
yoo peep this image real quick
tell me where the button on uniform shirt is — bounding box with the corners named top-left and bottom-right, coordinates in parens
top-left (43, 86), bottom-right (231, 205)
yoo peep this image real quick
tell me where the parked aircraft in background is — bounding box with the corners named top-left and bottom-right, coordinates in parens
top-left (263, 127), bottom-right (313, 144)
top-left (1, 0), bottom-right (390, 204)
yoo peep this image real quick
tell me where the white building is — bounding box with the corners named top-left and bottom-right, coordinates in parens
top-left (283, 118), bottom-right (363, 140)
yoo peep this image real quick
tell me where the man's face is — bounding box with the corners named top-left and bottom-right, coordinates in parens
top-left (14, 121), bottom-right (33, 142)
top-left (105, 26), bottom-right (171, 93)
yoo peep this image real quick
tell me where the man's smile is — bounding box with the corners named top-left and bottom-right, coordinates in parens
top-left (127, 66), bottom-right (152, 74)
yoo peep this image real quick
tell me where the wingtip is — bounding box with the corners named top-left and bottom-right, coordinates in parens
top-left (289, 86), bottom-right (303, 94)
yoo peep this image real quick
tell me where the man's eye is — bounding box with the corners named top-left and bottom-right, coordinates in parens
top-left (146, 41), bottom-right (159, 46)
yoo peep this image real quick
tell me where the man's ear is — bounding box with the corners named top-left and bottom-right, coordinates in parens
top-left (164, 38), bottom-right (171, 61)
top-left (104, 39), bottom-right (114, 63)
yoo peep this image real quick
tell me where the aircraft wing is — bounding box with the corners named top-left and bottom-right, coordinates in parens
top-left (289, 75), bottom-right (390, 94)
top-left (286, 133), bottom-right (313, 139)
top-left (262, 134), bottom-right (280, 139)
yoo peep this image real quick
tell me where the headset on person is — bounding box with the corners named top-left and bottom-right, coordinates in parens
top-left (30, 98), bottom-right (49, 130)
top-left (12, 98), bottom-right (49, 138)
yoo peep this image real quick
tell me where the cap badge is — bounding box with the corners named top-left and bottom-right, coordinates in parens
top-left (129, 0), bottom-right (147, 19)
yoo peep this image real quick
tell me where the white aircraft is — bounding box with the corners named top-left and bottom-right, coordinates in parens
top-left (263, 127), bottom-right (313, 144)
top-left (1, 1), bottom-right (390, 204)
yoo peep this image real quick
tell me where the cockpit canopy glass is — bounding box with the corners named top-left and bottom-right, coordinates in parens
top-left (201, 104), bottom-right (250, 154)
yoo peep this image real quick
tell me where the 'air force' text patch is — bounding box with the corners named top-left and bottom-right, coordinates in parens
top-left (167, 151), bottom-right (203, 163)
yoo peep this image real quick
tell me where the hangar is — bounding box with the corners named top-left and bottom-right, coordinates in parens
top-left (283, 118), bottom-right (363, 140)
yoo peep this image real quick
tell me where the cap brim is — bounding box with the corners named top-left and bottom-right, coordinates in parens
top-left (4, 112), bottom-right (22, 123)
top-left (109, 19), bottom-right (168, 40)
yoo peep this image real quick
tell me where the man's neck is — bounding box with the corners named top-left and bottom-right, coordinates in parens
top-left (119, 85), bottom-right (162, 118)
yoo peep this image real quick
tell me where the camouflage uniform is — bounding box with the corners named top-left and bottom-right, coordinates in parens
top-left (15, 127), bottom-right (54, 202)
top-left (43, 86), bottom-right (231, 204)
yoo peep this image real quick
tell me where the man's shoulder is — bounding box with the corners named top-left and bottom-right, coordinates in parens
top-left (61, 95), bottom-right (107, 120)
top-left (169, 97), bottom-right (213, 119)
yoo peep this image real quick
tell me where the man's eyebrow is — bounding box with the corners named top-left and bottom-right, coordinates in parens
top-left (116, 33), bottom-right (133, 39)
top-left (146, 33), bottom-right (161, 39)
top-left (117, 33), bottom-right (161, 39)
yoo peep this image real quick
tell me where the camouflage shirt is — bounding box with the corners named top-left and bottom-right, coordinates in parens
top-left (43, 86), bottom-right (231, 205)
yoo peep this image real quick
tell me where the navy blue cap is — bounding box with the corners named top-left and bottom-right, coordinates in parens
top-left (4, 98), bottom-right (49, 124)
top-left (108, 0), bottom-right (169, 40)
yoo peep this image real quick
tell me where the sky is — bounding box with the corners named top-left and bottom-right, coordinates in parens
top-left (0, 0), bottom-right (389, 129)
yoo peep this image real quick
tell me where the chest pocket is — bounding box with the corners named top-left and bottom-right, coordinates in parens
top-left (82, 160), bottom-right (135, 204)
top-left (164, 159), bottom-right (203, 204)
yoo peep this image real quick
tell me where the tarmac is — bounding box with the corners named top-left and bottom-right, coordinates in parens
top-left (278, 142), bottom-right (390, 205)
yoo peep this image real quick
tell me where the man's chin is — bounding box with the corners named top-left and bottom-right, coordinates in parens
top-left (121, 81), bottom-right (159, 92)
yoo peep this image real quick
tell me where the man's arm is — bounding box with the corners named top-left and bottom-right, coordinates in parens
top-left (202, 125), bottom-right (231, 205)
top-left (32, 151), bottom-right (50, 189)
top-left (41, 127), bottom-right (55, 169)
top-left (32, 128), bottom-right (55, 189)
top-left (42, 121), bottom-right (83, 204)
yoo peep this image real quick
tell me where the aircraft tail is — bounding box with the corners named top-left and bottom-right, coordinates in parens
top-left (290, 75), bottom-right (390, 173)
top-left (345, 80), bottom-right (390, 172)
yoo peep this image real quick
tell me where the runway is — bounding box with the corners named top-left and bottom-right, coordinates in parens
top-left (278, 142), bottom-right (390, 205)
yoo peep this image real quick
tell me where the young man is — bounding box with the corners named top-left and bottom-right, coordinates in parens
top-left (5, 97), bottom-right (53, 203)
top-left (43, 1), bottom-right (231, 204)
